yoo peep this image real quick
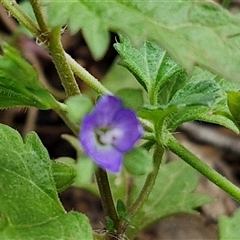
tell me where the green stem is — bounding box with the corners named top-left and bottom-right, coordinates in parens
top-left (30, 0), bottom-right (48, 33)
top-left (166, 133), bottom-right (240, 202)
top-left (1, 0), bottom-right (40, 35)
top-left (95, 168), bottom-right (119, 233)
top-left (48, 27), bottom-right (80, 97)
top-left (128, 144), bottom-right (164, 216)
top-left (54, 108), bottom-right (79, 136)
top-left (65, 53), bottom-right (112, 95)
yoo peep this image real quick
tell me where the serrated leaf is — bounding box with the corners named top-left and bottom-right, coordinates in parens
top-left (114, 36), bottom-right (186, 104)
top-left (126, 160), bottom-right (213, 239)
top-left (169, 79), bottom-right (221, 107)
top-left (40, 1), bottom-right (110, 60)
top-left (40, 0), bottom-right (240, 84)
top-left (0, 124), bottom-right (92, 240)
top-left (167, 105), bottom-right (239, 134)
top-left (0, 44), bottom-right (60, 110)
top-left (218, 209), bottom-right (240, 240)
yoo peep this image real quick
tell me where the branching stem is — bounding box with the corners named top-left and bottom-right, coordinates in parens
top-left (1, 0), bottom-right (40, 35)
top-left (65, 53), bottom-right (112, 95)
top-left (48, 27), bottom-right (80, 97)
top-left (30, 0), bottom-right (48, 33)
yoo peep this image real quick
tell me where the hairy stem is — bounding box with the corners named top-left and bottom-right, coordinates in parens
top-left (30, 0), bottom-right (48, 33)
top-left (54, 108), bottom-right (79, 136)
top-left (95, 168), bottom-right (119, 234)
top-left (48, 27), bottom-right (80, 97)
top-left (65, 53), bottom-right (112, 95)
top-left (166, 133), bottom-right (240, 202)
top-left (128, 143), bottom-right (164, 216)
top-left (1, 0), bottom-right (40, 35)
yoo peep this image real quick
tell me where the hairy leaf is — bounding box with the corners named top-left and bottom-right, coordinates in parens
top-left (114, 36), bottom-right (186, 104)
top-left (40, 0), bottom-right (240, 83)
top-left (0, 124), bottom-right (92, 240)
top-left (0, 44), bottom-right (60, 109)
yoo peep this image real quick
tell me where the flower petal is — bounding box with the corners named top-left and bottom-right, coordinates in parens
top-left (79, 118), bottom-right (123, 173)
top-left (90, 146), bottom-right (123, 173)
top-left (93, 95), bottom-right (123, 126)
top-left (80, 113), bottom-right (98, 155)
top-left (113, 109), bottom-right (144, 152)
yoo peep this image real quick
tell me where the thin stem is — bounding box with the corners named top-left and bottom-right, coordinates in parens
top-left (166, 133), bottom-right (240, 202)
top-left (48, 27), bottom-right (80, 97)
top-left (95, 168), bottom-right (119, 232)
top-left (54, 108), bottom-right (79, 136)
top-left (65, 53), bottom-right (112, 95)
top-left (30, 0), bottom-right (48, 33)
top-left (1, 0), bottom-right (40, 35)
top-left (128, 143), bottom-right (164, 216)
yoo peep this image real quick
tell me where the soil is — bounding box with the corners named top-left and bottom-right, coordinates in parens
top-left (1, 1), bottom-right (240, 239)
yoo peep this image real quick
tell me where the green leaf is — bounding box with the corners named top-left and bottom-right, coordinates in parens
top-left (126, 160), bottom-right (213, 239)
top-left (40, 1), bottom-right (240, 84)
top-left (116, 199), bottom-right (130, 223)
top-left (167, 105), bottom-right (239, 134)
top-left (114, 36), bottom-right (186, 104)
top-left (124, 147), bottom-right (153, 176)
top-left (227, 91), bottom-right (240, 127)
top-left (169, 79), bottom-right (221, 107)
top-left (65, 95), bottom-right (93, 124)
top-left (0, 44), bottom-right (60, 110)
top-left (105, 216), bottom-right (115, 232)
top-left (218, 209), bottom-right (240, 240)
top-left (41, 1), bottom-right (110, 60)
top-left (0, 124), bottom-right (92, 240)
top-left (74, 156), bottom-right (96, 186)
top-left (51, 160), bottom-right (76, 193)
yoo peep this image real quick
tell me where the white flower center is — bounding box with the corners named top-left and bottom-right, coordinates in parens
top-left (96, 127), bottom-right (122, 146)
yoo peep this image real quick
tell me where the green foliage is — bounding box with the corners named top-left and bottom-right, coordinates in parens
top-left (51, 160), bottom-right (76, 192)
top-left (114, 36), bottom-right (186, 104)
top-left (218, 209), bottom-right (240, 239)
top-left (227, 91), bottom-right (240, 127)
top-left (40, 0), bottom-right (240, 84)
top-left (116, 199), bottom-right (130, 222)
top-left (0, 44), bottom-right (60, 109)
top-left (0, 124), bottom-right (92, 240)
top-left (126, 160), bottom-right (213, 239)
top-left (74, 157), bottom-right (96, 186)
top-left (65, 95), bottom-right (93, 124)
top-left (124, 147), bottom-right (152, 176)
top-left (115, 36), bottom-right (240, 133)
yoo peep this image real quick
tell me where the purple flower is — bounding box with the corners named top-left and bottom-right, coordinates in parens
top-left (79, 95), bottom-right (143, 173)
